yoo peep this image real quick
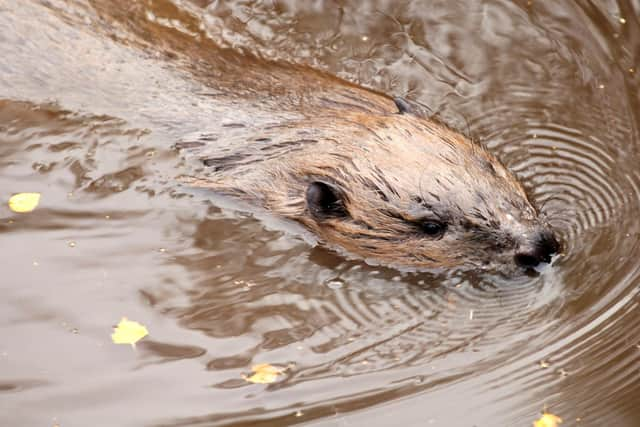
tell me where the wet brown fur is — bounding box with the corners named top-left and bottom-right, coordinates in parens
top-left (180, 96), bottom-right (545, 273)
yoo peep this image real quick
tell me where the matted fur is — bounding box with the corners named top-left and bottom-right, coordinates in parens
top-left (180, 100), bottom-right (551, 274)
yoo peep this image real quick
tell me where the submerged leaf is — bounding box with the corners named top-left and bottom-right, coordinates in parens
top-left (111, 317), bottom-right (148, 346)
top-left (8, 192), bottom-right (41, 213)
top-left (243, 363), bottom-right (285, 384)
top-left (534, 412), bottom-right (562, 427)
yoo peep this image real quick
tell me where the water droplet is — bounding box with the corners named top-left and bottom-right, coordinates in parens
top-left (326, 279), bottom-right (344, 290)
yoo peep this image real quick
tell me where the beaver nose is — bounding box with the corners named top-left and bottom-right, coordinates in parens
top-left (514, 229), bottom-right (560, 268)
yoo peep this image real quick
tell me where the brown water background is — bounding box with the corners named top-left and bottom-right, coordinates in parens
top-left (1, 1), bottom-right (640, 426)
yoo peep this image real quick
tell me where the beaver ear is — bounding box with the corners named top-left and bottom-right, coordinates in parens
top-left (394, 97), bottom-right (414, 115)
top-left (306, 181), bottom-right (349, 219)
top-left (394, 97), bottom-right (432, 118)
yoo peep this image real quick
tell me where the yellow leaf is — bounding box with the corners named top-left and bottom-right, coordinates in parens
top-left (243, 363), bottom-right (285, 384)
top-left (111, 317), bottom-right (148, 346)
top-left (8, 192), bottom-right (41, 213)
top-left (534, 412), bottom-right (562, 427)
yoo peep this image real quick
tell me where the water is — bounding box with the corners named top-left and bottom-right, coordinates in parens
top-left (1, 1), bottom-right (639, 426)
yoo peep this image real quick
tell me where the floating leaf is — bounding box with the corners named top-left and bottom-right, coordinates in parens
top-left (534, 412), bottom-right (562, 427)
top-left (243, 363), bottom-right (285, 384)
top-left (111, 317), bottom-right (148, 346)
top-left (8, 192), bottom-right (41, 213)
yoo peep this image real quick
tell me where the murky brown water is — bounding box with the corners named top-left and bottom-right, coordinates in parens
top-left (2, 1), bottom-right (640, 426)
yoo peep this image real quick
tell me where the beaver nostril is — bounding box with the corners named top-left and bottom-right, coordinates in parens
top-left (514, 253), bottom-right (542, 268)
top-left (514, 228), bottom-right (560, 269)
top-left (539, 230), bottom-right (560, 255)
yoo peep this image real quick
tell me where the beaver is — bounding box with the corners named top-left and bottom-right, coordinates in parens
top-left (17, 0), bottom-right (554, 274)
top-left (178, 93), bottom-right (560, 275)
top-left (0, 0), bottom-right (558, 275)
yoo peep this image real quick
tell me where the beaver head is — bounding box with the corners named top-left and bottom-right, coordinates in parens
top-left (184, 98), bottom-right (559, 275)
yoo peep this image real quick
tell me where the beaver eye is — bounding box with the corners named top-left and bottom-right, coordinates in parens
top-left (420, 220), bottom-right (446, 237)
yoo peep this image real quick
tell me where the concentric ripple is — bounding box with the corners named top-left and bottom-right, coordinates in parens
top-left (495, 123), bottom-right (636, 241)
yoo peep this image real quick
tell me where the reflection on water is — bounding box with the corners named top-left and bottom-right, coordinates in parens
top-left (1, 1), bottom-right (639, 426)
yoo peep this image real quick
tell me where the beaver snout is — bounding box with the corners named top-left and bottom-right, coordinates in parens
top-left (514, 229), bottom-right (560, 268)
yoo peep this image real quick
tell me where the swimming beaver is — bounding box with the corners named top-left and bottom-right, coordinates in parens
top-left (0, 0), bottom-right (557, 275)
top-left (34, 0), bottom-right (555, 275)
top-left (179, 93), bottom-right (559, 275)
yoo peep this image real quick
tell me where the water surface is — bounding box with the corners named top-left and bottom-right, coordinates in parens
top-left (1, 1), bottom-right (639, 426)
